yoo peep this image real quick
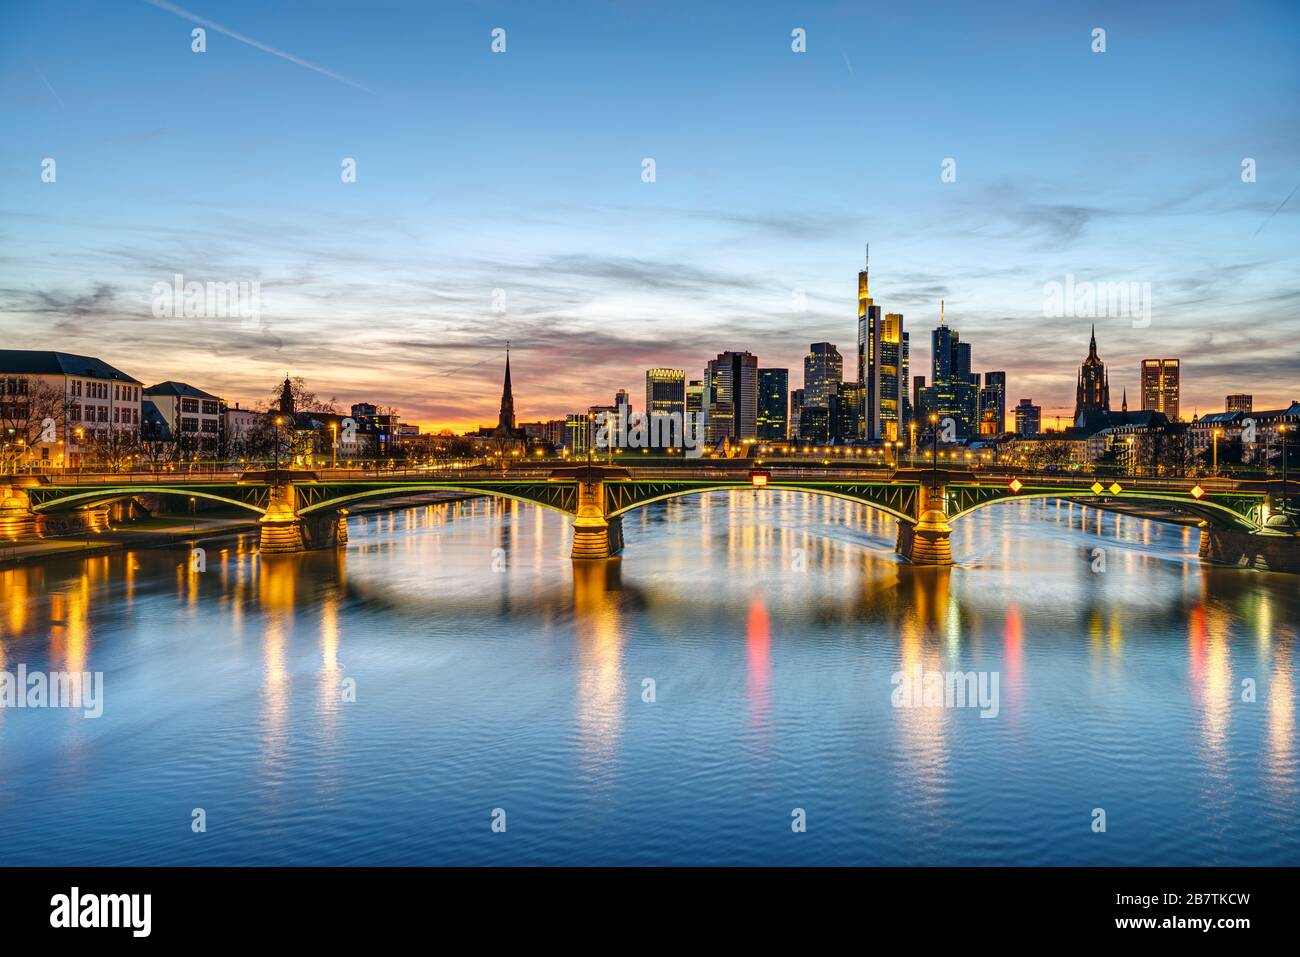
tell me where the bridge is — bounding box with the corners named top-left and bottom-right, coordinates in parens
top-left (2, 465), bottom-right (1297, 572)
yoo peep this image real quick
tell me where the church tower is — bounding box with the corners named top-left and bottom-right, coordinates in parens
top-left (1073, 326), bottom-right (1111, 426)
top-left (493, 345), bottom-right (517, 435)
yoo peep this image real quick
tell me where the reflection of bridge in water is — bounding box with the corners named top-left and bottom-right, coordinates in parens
top-left (3, 465), bottom-right (1298, 572)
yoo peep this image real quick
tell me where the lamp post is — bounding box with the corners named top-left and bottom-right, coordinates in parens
top-left (1281, 423), bottom-right (1290, 516)
top-left (929, 413), bottom-right (939, 481)
top-left (1212, 428), bottom-right (1221, 477)
top-left (330, 422), bottom-right (338, 468)
top-left (274, 415), bottom-right (284, 469)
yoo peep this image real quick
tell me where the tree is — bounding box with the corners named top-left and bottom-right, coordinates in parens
top-left (0, 377), bottom-right (66, 472)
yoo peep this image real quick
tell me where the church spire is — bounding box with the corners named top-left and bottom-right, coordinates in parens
top-left (1089, 324), bottom-right (1097, 357)
top-left (495, 343), bottom-right (516, 433)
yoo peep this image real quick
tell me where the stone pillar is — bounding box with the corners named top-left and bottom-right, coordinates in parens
top-left (896, 481), bottom-right (952, 566)
top-left (0, 483), bottom-right (39, 540)
top-left (571, 478), bottom-right (622, 559)
top-left (1199, 523), bottom-right (1300, 574)
top-left (258, 483), bottom-right (304, 554)
top-left (300, 509), bottom-right (349, 550)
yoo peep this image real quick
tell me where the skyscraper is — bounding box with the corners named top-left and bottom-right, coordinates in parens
top-left (1014, 398), bottom-right (1041, 436)
top-left (980, 370), bottom-right (1006, 435)
top-left (1226, 394), bottom-right (1253, 413)
top-left (757, 368), bottom-right (789, 440)
top-left (1141, 358), bottom-right (1180, 421)
top-left (789, 388), bottom-right (805, 440)
top-left (645, 368), bottom-right (685, 449)
top-left (877, 312), bottom-right (906, 441)
top-left (803, 342), bottom-right (842, 410)
top-left (645, 369), bottom-right (685, 417)
top-left (857, 246), bottom-right (883, 439)
top-left (705, 351), bottom-right (759, 445)
top-left (920, 302), bottom-right (976, 436)
top-left (1073, 326), bottom-right (1111, 426)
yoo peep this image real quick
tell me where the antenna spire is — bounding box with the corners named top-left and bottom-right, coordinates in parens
top-left (940, 299), bottom-right (945, 326)
top-left (865, 243), bottom-right (870, 269)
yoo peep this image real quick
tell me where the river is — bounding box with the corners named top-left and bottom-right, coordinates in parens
top-left (0, 492), bottom-right (1295, 865)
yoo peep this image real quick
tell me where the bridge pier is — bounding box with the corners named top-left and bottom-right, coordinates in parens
top-left (895, 480), bottom-right (952, 566)
top-left (1199, 524), bottom-right (1300, 574)
top-left (258, 485), bottom-right (350, 554)
top-left (566, 466), bottom-right (625, 560)
top-left (0, 481), bottom-right (39, 540)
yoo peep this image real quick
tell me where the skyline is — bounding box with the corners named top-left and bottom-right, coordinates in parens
top-left (2, 0), bottom-right (1299, 430)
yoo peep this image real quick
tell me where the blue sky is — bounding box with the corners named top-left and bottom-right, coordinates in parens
top-left (1, 0), bottom-right (1297, 428)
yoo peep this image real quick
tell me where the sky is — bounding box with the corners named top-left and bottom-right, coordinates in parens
top-left (1, 0), bottom-right (1298, 431)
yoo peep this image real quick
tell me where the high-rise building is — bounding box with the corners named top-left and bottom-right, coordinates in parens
top-left (921, 302), bottom-right (976, 436)
top-left (1226, 394), bottom-right (1253, 413)
top-left (789, 388), bottom-right (805, 440)
top-left (830, 382), bottom-right (864, 443)
top-left (705, 351), bottom-right (759, 445)
top-left (803, 342), bottom-right (842, 410)
top-left (980, 370), bottom-right (1006, 435)
top-left (900, 331), bottom-right (911, 432)
top-left (614, 388), bottom-right (631, 415)
top-left (912, 375), bottom-right (928, 428)
top-left (876, 312), bottom-right (906, 441)
top-left (1014, 398), bottom-right (1041, 437)
top-left (857, 246), bottom-right (882, 439)
top-left (757, 368), bottom-right (789, 440)
top-left (1074, 326), bottom-right (1111, 426)
top-left (644, 369), bottom-right (685, 449)
top-left (1141, 358), bottom-right (1180, 421)
top-left (645, 369), bottom-right (684, 417)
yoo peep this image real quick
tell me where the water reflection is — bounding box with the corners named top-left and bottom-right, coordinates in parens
top-left (0, 493), bottom-right (1297, 866)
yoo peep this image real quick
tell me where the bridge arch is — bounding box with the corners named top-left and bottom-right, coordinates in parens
top-left (296, 485), bottom-right (577, 518)
top-left (30, 487), bottom-right (268, 515)
top-left (946, 490), bottom-right (1261, 532)
top-left (605, 483), bottom-right (917, 526)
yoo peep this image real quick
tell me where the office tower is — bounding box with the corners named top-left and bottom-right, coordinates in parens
top-left (790, 388), bottom-right (805, 440)
top-left (757, 368), bottom-right (789, 440)
top-left (614, 388), bottom-right (631, 415)
top-left (645, 369), bottom-right (685, 417)
top-left (803, 342), bottom-right (842, 409)
top-left (912, 375), bottom-right (928, 428)
top-left (830, 382), bottom-right (864, 443)
top-left (1226, 394), bottom-right (1253, 413)
top-left (1014, 398), bottom-right (1041, 437)
top-left (1073, 326), bottom-right (1111, 426)
top-left (705, 351), bottom-right (759, 445)
top-left (980, 371), bottom-right (1006, 435)
top-left (798, 405), bottom-right (830, 444)
top-left (565, 413), bottom-right (590, 454)
top-left (1141, 358), bottom-right (1180, 421)
top-left (857, 246), bottom-right (883, 439)
top-left (876, 312), bottom-right (906, 441)
top-left (901, 331), bottom-right (911, 431)
top-left (924, 302), bottom-right (974, 436)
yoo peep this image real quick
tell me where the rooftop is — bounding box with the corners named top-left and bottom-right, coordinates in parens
top-left (0, 350), bottom-right (141, 383)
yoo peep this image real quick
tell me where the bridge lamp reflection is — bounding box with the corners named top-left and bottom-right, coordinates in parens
top-left (749, 468), bottom-right (770, 488)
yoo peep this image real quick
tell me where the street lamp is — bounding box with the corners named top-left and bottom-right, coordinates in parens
top-left (274, 415), bottom-right (284, 469)
top-left (929, 413), bottom-right (939, 480)
top-left (1280, 423), bottom-right (1291, 516)
top-left (1212, 428), bottom-right (1222, 477)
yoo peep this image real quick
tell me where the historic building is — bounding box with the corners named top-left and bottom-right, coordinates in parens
top-left (1073, 326), bottom-right (1111, 427)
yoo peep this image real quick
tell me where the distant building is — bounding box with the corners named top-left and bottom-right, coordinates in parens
top-left (789, 388), bottom-right (805, 440)
top-left (1226, 393), bottom-right (1253, 413)
top-left (757, 368), bottom-right (788, 440)
top-left (1073, 326), bottom-right (1111, 426)
top-left (877, 312), bottom-right (907, 441)
top-left (143, 381), bottom-right (225, 458)
top-left (803, 342), bottom-right (842, 410)
top-left (645, 369), bottom-right (685, 448)
top-left (1014, 398), bottom-right (1041, 437)
top-left (980, 371), bottom-right (1007, 435)
top-left (224, 403), bottom-right (262, 455)
top-left (705, 351), bottom-right (758, 446)
top-left (0, 349), bottom-right (142, 467)
top-left (922, 302), bottom-right (976, 437)
top-left (1141, 358), bottom-right (1180, 421)
top-left (830, 382), bottom-right (864, 443)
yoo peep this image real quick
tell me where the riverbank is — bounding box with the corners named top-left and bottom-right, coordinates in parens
top-left (0, 492), bottom-right (481, 568)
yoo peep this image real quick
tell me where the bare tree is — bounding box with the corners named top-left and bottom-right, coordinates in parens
top-left (0, 377), bottom-right (66, 472)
